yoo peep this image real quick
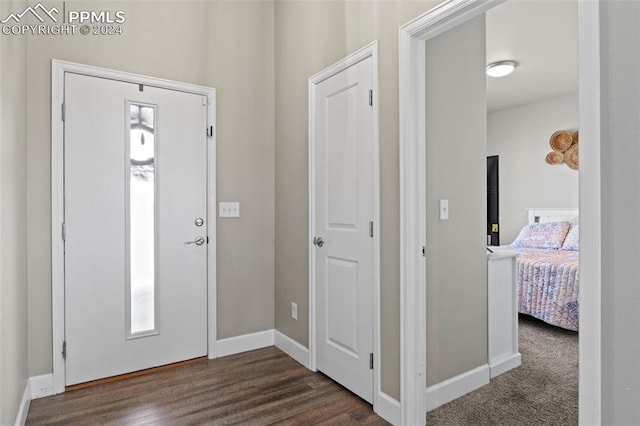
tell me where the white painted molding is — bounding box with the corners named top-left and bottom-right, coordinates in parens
top-left (14, 374), bottom-right (55, 425)
top-left (425, 364), bottom-right (490, 412)
top-left (376, 392), bottom-right (402, 426)
top-left (578, 0), bottom-right (601, 424)
top-left (489, 353), bottom-right (521, 378)
top-left (51, 60), bottom-right (217, 392)
top-left (274, 330), bottom-right (310, 369)
top-left (308, 41), bottom-right (381, 406)
top-left (14, 381), bottom-right (30, 426)
top-left (30, 374), bottom-right (54, 399)
top-left (309, 40), bottom-right (378, 84)
top-left (215, 330), bottom-right (274, 358)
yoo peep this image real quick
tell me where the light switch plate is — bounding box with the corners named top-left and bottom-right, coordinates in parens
top-left (219, 202), bottom-right (240, 218)
top-left (440, 199), bottom-right (449, 220)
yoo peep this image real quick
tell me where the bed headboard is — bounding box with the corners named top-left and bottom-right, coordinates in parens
top-left (527, 208), bottom-right (579, 224)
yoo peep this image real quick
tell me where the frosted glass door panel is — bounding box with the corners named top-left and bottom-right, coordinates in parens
top-left (128, 104), bottom-right (156, 336)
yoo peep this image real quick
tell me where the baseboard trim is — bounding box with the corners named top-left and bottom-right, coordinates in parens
top-left (376, 391), bottom-right (401, 425)
top-left (215, 329), bottom-right (274, 358)
top-left (490, 353), bottom-right (521, 378)
top-left (30, 374), bottom-right (54, 399)
top-left (425, 364), bottom-right (490, 412)
top-left (14, 381), bottom-right (31, 426)
top-left (274, 330), bottom-right (310, 369)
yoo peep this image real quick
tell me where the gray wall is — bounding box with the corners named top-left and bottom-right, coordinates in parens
top-left (26, 0), bottom-right (275, 376)
top-left (274, 0), bottom-right (441, 400)
top-left (488, 94), bottom-right (579, 243)
top-left (0, 0), bottom-right (29, 423)
top-left (600, 1), bottom-right (640, 423)
top-left (424, 15), bottom-right (488, 386)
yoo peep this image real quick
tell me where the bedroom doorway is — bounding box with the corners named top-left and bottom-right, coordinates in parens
top-left (398, 0), bottom-right (600, 423)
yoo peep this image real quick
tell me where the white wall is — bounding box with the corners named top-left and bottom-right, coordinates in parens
top-left (487, 93), bottom-right (579, 243)
top-left (0, 0), bottom-right (29, 423)
top-left (600, 1), bottom-right (640, 423)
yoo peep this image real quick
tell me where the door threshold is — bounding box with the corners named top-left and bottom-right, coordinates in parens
top-left (65, 356), bottom-right (207, 391)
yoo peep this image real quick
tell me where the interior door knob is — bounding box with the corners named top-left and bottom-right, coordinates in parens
top-left (184, 236), bottom-right (205, 246)
top-left (313, 236), bottom-right (325, 247)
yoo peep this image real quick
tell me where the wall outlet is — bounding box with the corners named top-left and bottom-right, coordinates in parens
top-left (291, 302), bottom-right (298, 320)
top-left (32, 384), bottom-right (53, 399)
top-left (219, 202), bottom-right (240, 218)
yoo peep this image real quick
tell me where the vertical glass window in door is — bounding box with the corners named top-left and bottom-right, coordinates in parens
top-left (128, 104), bottom-right (157, 336)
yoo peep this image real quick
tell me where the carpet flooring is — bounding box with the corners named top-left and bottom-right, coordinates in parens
top-left (426, 315), bottom-right (578, 425)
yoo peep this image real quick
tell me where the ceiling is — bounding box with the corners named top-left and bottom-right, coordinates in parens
top-left (486, 0), bottom-right (579, 112)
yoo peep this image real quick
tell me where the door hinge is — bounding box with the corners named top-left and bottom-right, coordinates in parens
top-left (369, 221), bottom-right (373, 238)
top-left (369, 353), bottom-right (374, 370)
top-left (206, 236), bottom-right (209, 244)
top-left (62, 341), bottom-right (67, 360)
top-left (206, 125), bottom-right (214, 137)
top-left (422, 246), bottom-right (426, 257)
top-left (61, 103), bottom-right (66, 121)
top-left (369, 89), bottom-right (373, 106)
top-left (61, 222), bottom-right (66, 241)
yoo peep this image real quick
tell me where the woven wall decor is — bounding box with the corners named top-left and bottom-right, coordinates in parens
top-left (549, 130), bottom-right (573, 151)
top-left (564, 143), bottom-right (579, 170)
top-left (545, 151), bottom-right (564, 165)
top-left (546, 128), bottom-right (579, 170)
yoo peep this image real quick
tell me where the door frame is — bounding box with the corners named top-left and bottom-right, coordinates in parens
top-left (51, 60), bottom-right (217, 394)
top-left (398, 0), bottom-right (601, 424)
top-left (308, 41), bottom-right (382, 409)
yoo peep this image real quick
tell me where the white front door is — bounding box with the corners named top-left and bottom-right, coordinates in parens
top-left (64, 73), bottom-right (209, 386)
top-left (312, 56), bottom-right (375, 403)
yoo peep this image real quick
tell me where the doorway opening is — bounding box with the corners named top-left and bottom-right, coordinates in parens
top-left (398, 0), bottom-right (601, 423)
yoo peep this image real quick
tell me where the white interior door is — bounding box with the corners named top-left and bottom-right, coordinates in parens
top-left (64, 73), bottom-right (209, 386)
top-left (313, 56), bottom-right (374, 403)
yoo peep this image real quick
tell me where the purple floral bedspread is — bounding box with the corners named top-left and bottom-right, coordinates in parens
top-left (491, 246), bottom-right (579, 331)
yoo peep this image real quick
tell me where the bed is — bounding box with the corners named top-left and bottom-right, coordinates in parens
top-left (491, 209), bottom-right (579, 331)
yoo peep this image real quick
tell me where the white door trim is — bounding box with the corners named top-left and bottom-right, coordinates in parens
top-left (51, 60), bottom-right (217, 394)
top-left (308, 41), bottom-right (381, 409)
top-left (577, 1), bottom-right (601, 423)
top-left (398, 0), bottom-right (601, 424)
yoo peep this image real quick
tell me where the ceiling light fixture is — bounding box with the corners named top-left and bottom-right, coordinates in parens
top-left (486, 60), bottom-right (518, 78)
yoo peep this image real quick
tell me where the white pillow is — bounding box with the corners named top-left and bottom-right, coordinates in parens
top-left (562, 224), bottom-right (579, 251)
top-left (511, 222), bottom-right (571, 249)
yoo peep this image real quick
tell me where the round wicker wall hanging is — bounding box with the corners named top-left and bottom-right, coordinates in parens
top-left (564, 143), bottom-right (579, 170)
top-left (549, 130), bottom-right (573, 151)
top-left (545, 151), bottom-right (564, 165)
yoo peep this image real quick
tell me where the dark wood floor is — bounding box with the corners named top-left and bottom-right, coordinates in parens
top-left (27, 347), bottom-right (389, 425)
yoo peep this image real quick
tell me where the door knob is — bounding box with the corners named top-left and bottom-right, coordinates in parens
top-left (184, 236), bottom-right (205, 246)
top-left (313, 236), bottom-right (325, 247)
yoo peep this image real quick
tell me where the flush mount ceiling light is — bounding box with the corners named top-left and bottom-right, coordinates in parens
top-left (486, 60), bottom-right (518, 78)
